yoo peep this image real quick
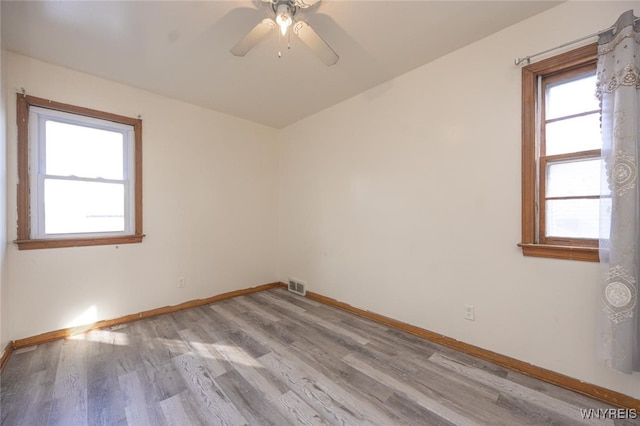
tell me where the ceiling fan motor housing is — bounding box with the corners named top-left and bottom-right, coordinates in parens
top-left (265, 0), bottom-right (320, 9)
top-left (271, 0), bottom-right (297, 18)
top-left (273, 1), bottom-right (296, 22)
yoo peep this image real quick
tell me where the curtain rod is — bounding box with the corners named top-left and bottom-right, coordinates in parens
top-left (514, 16), bottom-right (640, 66)
top-left (514, 28), bottom-right (610, 66)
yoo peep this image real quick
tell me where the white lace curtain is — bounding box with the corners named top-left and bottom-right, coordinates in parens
top-left (597, 9), bottom-right (640, 374)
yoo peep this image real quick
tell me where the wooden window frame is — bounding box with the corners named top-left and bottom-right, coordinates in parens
top-left (520, 43), bottom-right (599, 262)
top-left (15, 94), bottom-right (144, 250)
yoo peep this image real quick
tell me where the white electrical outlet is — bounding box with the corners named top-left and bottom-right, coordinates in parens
top-left (178, 277), bottom-right (186, 288)
top-left (464, 304), bottom-right (475, 321)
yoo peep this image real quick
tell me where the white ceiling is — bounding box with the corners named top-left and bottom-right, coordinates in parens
top-left (1, 1), bottom-right (561, 128)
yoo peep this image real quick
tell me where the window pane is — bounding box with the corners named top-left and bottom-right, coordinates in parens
top-left (546, 198), bottom-right (600, 239)
top-left (45, 120), bottom-right (124, 179)
top-left (599, 196), bottom-right (612, 240)
top-left (545, 113), bottom-right (601, 155)
top-left (546, 74), bottom-right (598, 119)
top-left (44, 179), bottom-right (125, 234)
top-left (546, 158), bottom-right (602, 198)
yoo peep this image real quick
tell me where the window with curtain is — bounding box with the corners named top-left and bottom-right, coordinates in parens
top-left (520, 43), bottom-right (602, 262)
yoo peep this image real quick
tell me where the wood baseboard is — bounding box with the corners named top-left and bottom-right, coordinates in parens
top-left (10, 282), bottom-right (280, 350)
top-left (281, 283), bottom-right (640, 410)
top-left (0, 343), bottom-right (14, 373)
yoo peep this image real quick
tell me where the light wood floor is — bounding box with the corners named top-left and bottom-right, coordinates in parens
top-left (1, 288), bottom-right (636, 425)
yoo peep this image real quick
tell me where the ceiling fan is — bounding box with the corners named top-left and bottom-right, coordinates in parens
top-left (230, 0), bottom-right (339, 66)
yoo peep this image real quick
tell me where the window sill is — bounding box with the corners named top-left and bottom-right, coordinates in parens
top-left (518, 243), bottom-right (599, 262)
top-left (14, 234), bottom-right (145, 250)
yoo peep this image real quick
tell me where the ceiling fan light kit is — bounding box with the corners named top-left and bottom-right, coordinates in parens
top-left (230, 0), bottom-right (339, 66)
top-left (275, 3), bottom-right (293, 36)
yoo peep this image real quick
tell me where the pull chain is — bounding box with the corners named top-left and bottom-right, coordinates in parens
top-left (278, 27), bottom-right (292, 59)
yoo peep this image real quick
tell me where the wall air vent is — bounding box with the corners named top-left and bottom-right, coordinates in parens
top-left (288, 278), bottom-right (306, 296)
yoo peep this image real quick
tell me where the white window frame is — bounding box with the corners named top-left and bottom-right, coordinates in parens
top-left (28, 106), bottom-right (136, 240)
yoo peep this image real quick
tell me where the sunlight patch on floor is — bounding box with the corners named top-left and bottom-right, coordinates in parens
top-left (69, 329), bottom-right (130, 346)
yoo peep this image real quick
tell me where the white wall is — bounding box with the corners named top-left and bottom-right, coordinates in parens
top-left (3, 0), bottom-right (639, 401)
top-left (5, 52), bottom-right (279, 340)
top-left (278, 1), bottom-right (640, 398)
top-left (0, 4), bottom-right (7, 353)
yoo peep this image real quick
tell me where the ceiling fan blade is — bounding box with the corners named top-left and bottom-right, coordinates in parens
top-left (294, 0), bottom-right (321, 8)
top-left (230, 18), bottom-right (276, 57)
top-left (293, 21), bottom-right (339, 66)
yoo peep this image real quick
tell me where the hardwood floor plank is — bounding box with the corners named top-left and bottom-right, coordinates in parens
top-left (171, 351), bottom-right (248, 425)
top-left (384, 391), bottom-right (460, 426)
top-left (213, 301), bottom-right (410, 423)
top-left (207, 339), bottom-right (284, 399)
top-left (12, 370), bottom-right (53, 426)
top-left (159, 390), bottom-right (207, 426)
top-left (175, 329), bottom-right (229, 378)
top-left (129, 324), bottom-right (178, 372)
top-left (214, 297), bottom-right (415, 424)
top-left (1, 288), bottom-right (630, 425)
top-left (506, 370), bottom-right (614, 410)
top-left (300, 310), bottom-right (370, 345)
top-left (262, 302), bottom-right (498, 422)
top-left (277, 390), bottom-right (326, 426)
top-left (240, 309), bottom-right (298, 345)
top-left (118, 368), bottom-right (168, 426)
top-left (47, 338), bottom-right (89, 426)
top-left (287, 337), bottom-right (397, 405)
top-left (206, 306), bottom-right (296, 399)
top-left (86, 339), bottom-right (127, 426)
top-left (218, 297), bottom-right (383, 424)
top-left (2, 340), bottom-right (61, 425)
top-left (213, 368), bottom-right (290, 425)
top-left (342, 352), bottom-right (479, 426)
top-left (430, 352), bottom-right (614, 426)
top-left (259, 350), bottom-right (394, 425)
top-left (496, 393), bottom-right (586, 426)
top-left (359, 339), bottom-right (502, 402)
top-left (207, 307), bottom-right (271, 359)
top-left (254, 291), bottom-right (308, 315)
top-left (178, 313), bottom-right (230, 348)
top-left (258, 306), bottom-right (366, 359)
top-left (139, 355), bottom-right (188, 403)
top-left (111, 326), bottom-right (146, 377)
top-left (270, 288), bottom-right (323, 308)
top-left (1, 346), bottom-right (38, 424)
top-left (233, 296), bottom-right (283, 323)
top-left (304, 336), bottom-right (536, 426)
